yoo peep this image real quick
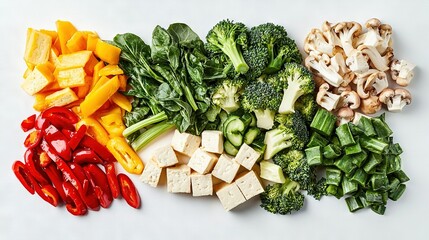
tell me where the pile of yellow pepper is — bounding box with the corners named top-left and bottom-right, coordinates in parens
top-left (21, 20), bottom-right (144, 175)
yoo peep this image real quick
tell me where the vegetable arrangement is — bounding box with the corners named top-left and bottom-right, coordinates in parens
top-left (13, 18), bottom-right (414, 216)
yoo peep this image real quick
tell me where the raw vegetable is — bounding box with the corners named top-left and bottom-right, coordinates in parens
top-left (260, 178), bottom-right (304, 215)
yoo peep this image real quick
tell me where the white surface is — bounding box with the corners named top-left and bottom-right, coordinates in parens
top-left (1, 0), bottom-right (428, 239)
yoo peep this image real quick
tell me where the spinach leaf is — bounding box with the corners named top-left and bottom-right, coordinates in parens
top-left (124, 106), bottom-right (150, 127)
top-left (167, 23), bottom-right (201, 46)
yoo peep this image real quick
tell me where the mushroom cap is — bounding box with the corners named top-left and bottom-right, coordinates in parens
top-left (336, 107), bottom-right (355, 126)
top-left (333, 85), bottom-right (352, 94)
top-left (360, 95), bottom-right (381, 114)
top-left (341, 90), bottom-right (361, 109)
top-left (379, 88), bottom-right (395, 104)
top-left (365, 18), bottom-right (382, 29)
top-left (394, 88), bottom-right (412, 104)
top-left (366, 71), bottom-right (388, 94)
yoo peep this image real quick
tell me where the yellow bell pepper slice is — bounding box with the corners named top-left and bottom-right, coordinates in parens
top-left (80, 75), bottom-right (120, 117)
top-left (106, 137), bottom-right (144, 174)
top-left (98, 107), bottom-right (125, 137)
top-left (110, 92), bottom-right (131, 112)
top-left (76, 117), bottom-right (110, 146)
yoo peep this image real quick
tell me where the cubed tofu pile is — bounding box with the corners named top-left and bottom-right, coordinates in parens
top-left (140, 130), bottom-right (265, 211)
top-left (22, 20), bottom-right (131, 115)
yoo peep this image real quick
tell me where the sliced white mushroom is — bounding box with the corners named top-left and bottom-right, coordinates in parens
top-left (377, 24), bottom-right (393, 55)
top-left (360, 95), bottom-right (381, 114)
top-left (321, 21), bottom-right (342, 49)
top-left (390, 59), bottom-right (415, 87)
top-left (305, 55), bottom-right (343, 87)
top-left (340, 90), bottom-right (361, 109)
top-left (365, 71), bottom-right (388, 95)
top-left (355, 18), bottom-right (383, 47)
top-left (316, 83), bottom-right (341, 111)
top-left (346, 49), bottom-right (369, 74)
top-left (358, 45), bottom-right (393, 71)
top-left (336, 107), bottom-right (355, 126)
top-left (379, 88), bottom-right (412, 112)
top-left (333, 22), bottom-right (362, 57)
top-left (304, 28), bottom-right (334, 56)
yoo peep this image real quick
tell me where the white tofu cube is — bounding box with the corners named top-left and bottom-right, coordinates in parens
top-left (152, 146), bottom-right (178, 167)
top-left (171, 130), bottom-right (201, 157)
top-left (215, 182), bottom-right (246, 211)
top-left (191, 173), bottom-right (213, 197)
top-left (234, 143), bottom-right (261, 170)
top-left (187, 148), bottom-right (218, 174)
top-left (139, 160), bottom-right (162, 187)
top-left (211, 154), bottom-right (240, 183)
top-left (235, 171), bottom-right (264, 200)
top-left (201, 130), bottom-right (224, 154)
top-left (166, 165), bottom-right (191, 193)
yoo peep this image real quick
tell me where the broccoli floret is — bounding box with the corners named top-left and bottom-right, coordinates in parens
top-left (265, 37), bottom-right (302, 73)
top-left (264, 124), bottom-right (308, 160)
top-left (307, 178), bottom-right (328, 200)
top-left (211, 78), bottom-right (245, 113)
top-left (248, 23), bottom-right (302, 74)
top-left (295, 94), bottom-right (317, 123)
top-left (206, 19), bottom-right (249, 74)
top-left (241, 81), bottom-right (281, 130)
top-left (260, 179), bottom-right (304, 215)
top-left (273, 150), bottom-right (312, 190)
top-left (267, 63), bottom-right (315, 114)
top-left (243, 44), bottom-right (269, 81)
top-left (275, 111), bottom-right (307, 128)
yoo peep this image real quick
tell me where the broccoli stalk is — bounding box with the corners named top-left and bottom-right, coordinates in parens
top-left (254, 109), bottom-right (276, 130)
top-left (260, 179), bottom-right (304, 215)
top-left (264, 125), bottom-right (304, 160)
top-left (277, 64), bottom-right (315, 114)
top-left (206, 19), bottom-right (249, 74)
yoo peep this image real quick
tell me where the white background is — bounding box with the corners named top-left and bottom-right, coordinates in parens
top-left (1, 0), bottom-right (428, 239)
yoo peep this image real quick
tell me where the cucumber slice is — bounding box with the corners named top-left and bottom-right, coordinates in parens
top-left (244, 127), bottom-right (261, 145)
top-left (224, 140), bottom-right (239, 156)
top-left (241, 113), bottom-right (253, 130)
top-left (222, 115), bottom-right (240, 135)
top-left (249, 113), bottom-right (257, 127)
top-left (225, 118), bottom-right (245, 147)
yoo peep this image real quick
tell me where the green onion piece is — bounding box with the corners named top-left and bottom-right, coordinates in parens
top-left (388, 177), bottom-right (401, 191)
top-left (336, 123), bottom-right (356, 147)
top-left (345, 196), bottom-right (364, 212)
top-left (323, 144), bottom-right (342, 159)
top-left (359, 137), bottom-right (388, 154)
top-left (359, 195), bottom-right (371, 208)
top-left (363, 153), bottom-right (383, 173)
top-left (371, 204), bottom-right (386, 215)
top-left (326, 185), bottom-right (343, 199)
top-left (307, 132), bottom-right (329, 148)
top-left (366, 190), bottom-right (384, 204)
top-left (326, 168), bottom-right (343, 186)
top-left (350, 168), bottom-right (368, 186)
top-left (305, 146), bottom-right (323, 166)
top-left (389, 184), bottom-right (406, 201)
top-left (342, 177), bottom-right (358, 195)
top-left (394, 170), bottom-right (410, 183)
top-left (310, 108), bottom-right (336, 137)
top-left (345, 142), bottom-right (362, 155)
top-left (386, 155), bottom-right (401, 174)
top-left (357, 116), bottom-right (376, 137)
top-left (351, 151), bottom-right (368, 168)
top-left (335, 155), bottom-right (357, 175)
top-left (371, 116), bottom-right (393, 138)
top-left (370, 173), bottom-right (389, 191)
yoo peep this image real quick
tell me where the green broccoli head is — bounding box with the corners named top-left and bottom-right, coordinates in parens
top-left (272, 149), bottom-right (312, 190)
top-left (267, 63), bottom-right (314, 114)
top-left (206, 19), bottom-right (249, 74)
top-left (263, 123), bottom-right (308, 160)
top-left (241, 81), bottom-right (282, 129)
top-left (294, 94), bottom-right (317, 123)
top-left (265, 37), bottom-right (302, 74)
top-left (307, 178), bottom-right (328, 200)
top-left (211, 78), bottom-right (245, 113)
top-left (260, 179), bottom-right (304, 215)
top-left (243, 44), bottom-right (269, 81)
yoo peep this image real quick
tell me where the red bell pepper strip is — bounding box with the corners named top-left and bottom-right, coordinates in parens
top-left (34, 184), bottom-right (60, 207)
top-left (80, 135), bottom-right (115, 163)
top-left (24, 148), bottom-right (50, 185)
top-left (35, 114), bottom-right (49, 131)
top-left (12, 160), bottom-right (36, 195)
top-left (104, 163), bottom-right (120, 199)
top-left (42, 107), bottom-right (79, 131)
top-left (44, 164), bottom-right (67, 202)
top-left (43, 125), bottom-right (72, 161)
top-left (62, 181), bottom-right (87, 216)
top-left (84, 164), bottom-right (112, 208)
top-left (117, 173), bottom-right (140, 209)
top-left (21, 114), bottom-right (36, 132)
top-left (40, 140), bottom-right (62, 163)
top-left (39, 152), bottom-right (52, 167)
top-left (69, 163), bottom-right (100, 211)
top-left (24, 130), bottom-right (42, 149)
top-left (68, 125), bottom-right (87, 150)
top-left (72, 148), bottom-right (103, 165)
top-left (55, 159), bottom-right (82, 192)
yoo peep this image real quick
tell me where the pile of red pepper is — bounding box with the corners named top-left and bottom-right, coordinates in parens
top-left (13, 106), bottom-right (140, 216)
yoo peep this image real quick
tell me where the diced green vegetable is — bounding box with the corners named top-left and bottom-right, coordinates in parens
top-left (350, 168), bottom-right (368, 186)
top-left (334, 155), bottom-right (357, 175)
top-left (305, 146), bottom-right (323, 166)
top-left (359, 137), bottom-right (388, 154)
top-left (244, 127), bottom-right (261, 145)
top-left (389, 184), bottom-right (406, 201)
top-left (351, 151), bottom-right (367, 168)
top-left (345, 143), bottom-right (361, 155)
top-left (345, 196), bottom-right (363, 212)
top-left (323, 144), bottom-right (342, 159)
top-left (366, 190), bottom-right (384, 204)
top-left (363, 153), bottom-right (383, 173)
top-left (370, 173), bottom-right (389, 191)
top-left (336, 123), bottom-right (355, 147)
top-left (326, 168), bottom-right (343, 186)
top-left (371, 115), bottom-right (393, 138)
top-left (394, 170), bottom-right (410, 183)
top-left (371, 204), bottom-right (386, 215)
top-left (386, 155), bottom-right (401, 174)
top-left (224, 140), bottom-right (239, 156)
top-left (310, 108), bottom-right (336, 137)
top-left (342, 177), bottom-right (358, 195)
top-left (259, 161), bottom-right (286, 183)
top-left (357, 116), bottom-right (376, 137)
top-left (307, 131), bottom-right (329, 148)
